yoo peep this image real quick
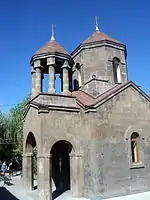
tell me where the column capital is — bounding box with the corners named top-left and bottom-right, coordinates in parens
top-left (22, 153), bottom-right (33, 157)
top-left (47, 57), bottom-right (56, 66)
top-left (62, 60), bottom-right (71, 69)
top-left (37, 154), bottom-right (52, 158)
top-left (31, 66), bottom-right (36, 74)
top-left (34, 60), bottom-right (43, 69)
top-left (69, 153), bottom-right (82, 158)
top-left (31, 70), bottom-right (36, 74)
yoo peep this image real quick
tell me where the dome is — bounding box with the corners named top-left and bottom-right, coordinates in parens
top-left (34, 39), bottom-right (69, 56)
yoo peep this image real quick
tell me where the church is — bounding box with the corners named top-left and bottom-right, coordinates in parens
top-left (23, 21), bottom-right (150, 200)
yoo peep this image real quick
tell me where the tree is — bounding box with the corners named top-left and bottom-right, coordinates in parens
top-left (0, 95), bottom-right (30, 165)
top-left (0, 111), bottom-right (12, 162)
top-left (7, 95), bottom-right (30, 159)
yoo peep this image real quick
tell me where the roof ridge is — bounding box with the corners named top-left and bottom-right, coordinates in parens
top-left (72, 82), bottom-right (132, 108)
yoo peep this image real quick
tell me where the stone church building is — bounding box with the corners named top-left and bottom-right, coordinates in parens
top-left (23, 23), bottom-right (150, 200)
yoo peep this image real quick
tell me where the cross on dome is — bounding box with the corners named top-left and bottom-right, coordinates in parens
top-left (95, 16), bottom-right (99, 31)
top-left (51, 24), bottom-right (55, 41)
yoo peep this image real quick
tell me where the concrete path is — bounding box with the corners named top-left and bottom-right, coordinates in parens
top-left (1, 175), bottom-right (150, 200)
top-left (56, 190), bottom-right (150, 200)
top-left (0, 175), bottom-right (38, 200)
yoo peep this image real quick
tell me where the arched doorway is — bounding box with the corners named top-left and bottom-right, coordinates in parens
top-left (25, 132), bottom-right (37, 190)
top-left (51, 140), bottom-right (73, 198)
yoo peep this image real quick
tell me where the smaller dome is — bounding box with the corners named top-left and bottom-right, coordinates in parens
top-left (34, 40), bottom-right (69, 56)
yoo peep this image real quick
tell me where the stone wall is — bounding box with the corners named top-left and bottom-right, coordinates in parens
top-left (84, 86), bottom-right (150, 198)
top-left (23, 86), bottom-right (150, 199)
top-left (72, 43), bottom-right (127, 96)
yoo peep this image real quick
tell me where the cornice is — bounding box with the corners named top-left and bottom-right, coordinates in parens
top-left (71, 40), bottom-right (126, 58)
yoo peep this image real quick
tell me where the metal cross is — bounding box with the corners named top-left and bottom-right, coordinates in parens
top-left (95, 16), bottom-right (99, 31)
top-left (51, 24), bottom-right (55, 40)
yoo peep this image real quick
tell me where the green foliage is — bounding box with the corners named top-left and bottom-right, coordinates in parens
top-left (8, 96), bottom-right (30, 157)
top-left (0, 111), bottom-right (13, 162)
top-left (0, 111), bottom-right (8, 139)
top-left (0, 95), bottom-right (30, 163)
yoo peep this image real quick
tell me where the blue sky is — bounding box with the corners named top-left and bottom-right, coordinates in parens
top-left (0, 0), bottom-right (150, 112)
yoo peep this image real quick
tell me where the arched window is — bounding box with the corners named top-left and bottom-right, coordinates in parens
top-left (77, 69), bottom-right (82, 87)
top-left (74, 63), bottom-right (82, 90)
top-left (131, 132), bottom-right (140, 163)
top-left (113, 57), bottom-right (122, 83)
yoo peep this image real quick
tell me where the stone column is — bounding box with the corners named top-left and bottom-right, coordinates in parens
top-left (34, 60), bottom-right (43, 95)
top-left (22, 153), bottom-right (34, 190)
top-left (37, 154), bottom-right (52, 200)
top-left (70, 153), bottom-right (83, 197)
top-left (62, 61), bottom-right (71, 95)
top-left (31, 67), bottom-right (36, 98)
top-left (47, 57), bottom-right (55, 94)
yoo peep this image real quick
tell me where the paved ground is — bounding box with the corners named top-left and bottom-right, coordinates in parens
top-left (1, 175), bottom-right (150, 200)
top-left (0, 175), bottom-right (38, 200)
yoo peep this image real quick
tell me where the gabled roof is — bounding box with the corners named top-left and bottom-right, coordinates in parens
top-left (72, 81), bottom-right (150, 108)
top-left (83, 30), bottom-right (121, 44)
top-left (34, 40), bottom-right (69, 56)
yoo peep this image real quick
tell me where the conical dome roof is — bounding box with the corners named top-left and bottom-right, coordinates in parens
top-left (83, 29), bottom-right (121, 44)
top-left (34, 39), bottom-right (69, 56)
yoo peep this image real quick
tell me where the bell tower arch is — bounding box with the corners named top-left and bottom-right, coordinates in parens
top-left (30, 25), bottom-right (74, 98)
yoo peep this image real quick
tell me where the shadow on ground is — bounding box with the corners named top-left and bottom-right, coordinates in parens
top-left (0, 187), bottom-right (19, 200)
top-left (52, 189), bottom-right (64, 200)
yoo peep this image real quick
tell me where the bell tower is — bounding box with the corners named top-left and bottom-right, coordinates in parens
top-left (30, 25), bottom-right (74, 98)
top-left (72, 20), bottom-right (127, 96)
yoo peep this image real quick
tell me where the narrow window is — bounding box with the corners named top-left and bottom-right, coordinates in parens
top-left (113, 58), bottom-right (122, 83)
top-left (74, 63), bottom-right (82, 90)
top-left (131, 132), bottom-right (140, 163)
top-left (77, 70), bottom-right (82, 87)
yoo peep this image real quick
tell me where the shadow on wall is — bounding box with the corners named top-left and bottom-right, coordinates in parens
top-left (0, 187), bottom-right (19, 200)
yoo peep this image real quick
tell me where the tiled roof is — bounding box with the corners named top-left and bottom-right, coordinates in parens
top-left (34, 40), bottom-right (69, 56)
top-left (83, 30), bottom-right (121, 44)
top-left (72, 82), bottom-right (150, 108)
top-left (72, 84), bottom-right (123, 107)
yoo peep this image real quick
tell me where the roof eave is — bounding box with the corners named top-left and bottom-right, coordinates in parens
top-left (30, 52), bottom-right (74, 66)
top-left (71, 40), bottom-right (126, 58)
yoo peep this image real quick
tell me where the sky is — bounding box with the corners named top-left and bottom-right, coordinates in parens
top-left (0, 0), bottom-right (150, 112)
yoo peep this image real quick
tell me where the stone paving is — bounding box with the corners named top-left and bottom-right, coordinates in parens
top-left (1, 175), bottom-right (150, 200)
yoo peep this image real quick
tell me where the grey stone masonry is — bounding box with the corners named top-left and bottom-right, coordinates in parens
top-left (23, 28), bottom-right (150, 200)
top-left (22, 153), bottom-right (34, 191)
top-left (47, 57), bottom-right (56, 94)
top-left (72, 41), bottom-right (127, 96)
top-left (37, 154), bottom-right (52, 200)
top-left (48, 65), bottom-right (55, 94)
top-left (34, 60), bottom-right (43, 95)
top-left (31, 67), bottom-right (36, 98)
top-left (62, 61), bottom-right (71, 95)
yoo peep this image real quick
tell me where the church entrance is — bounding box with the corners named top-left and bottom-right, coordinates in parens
top-left (51, 140), bottom-right (73, 199)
